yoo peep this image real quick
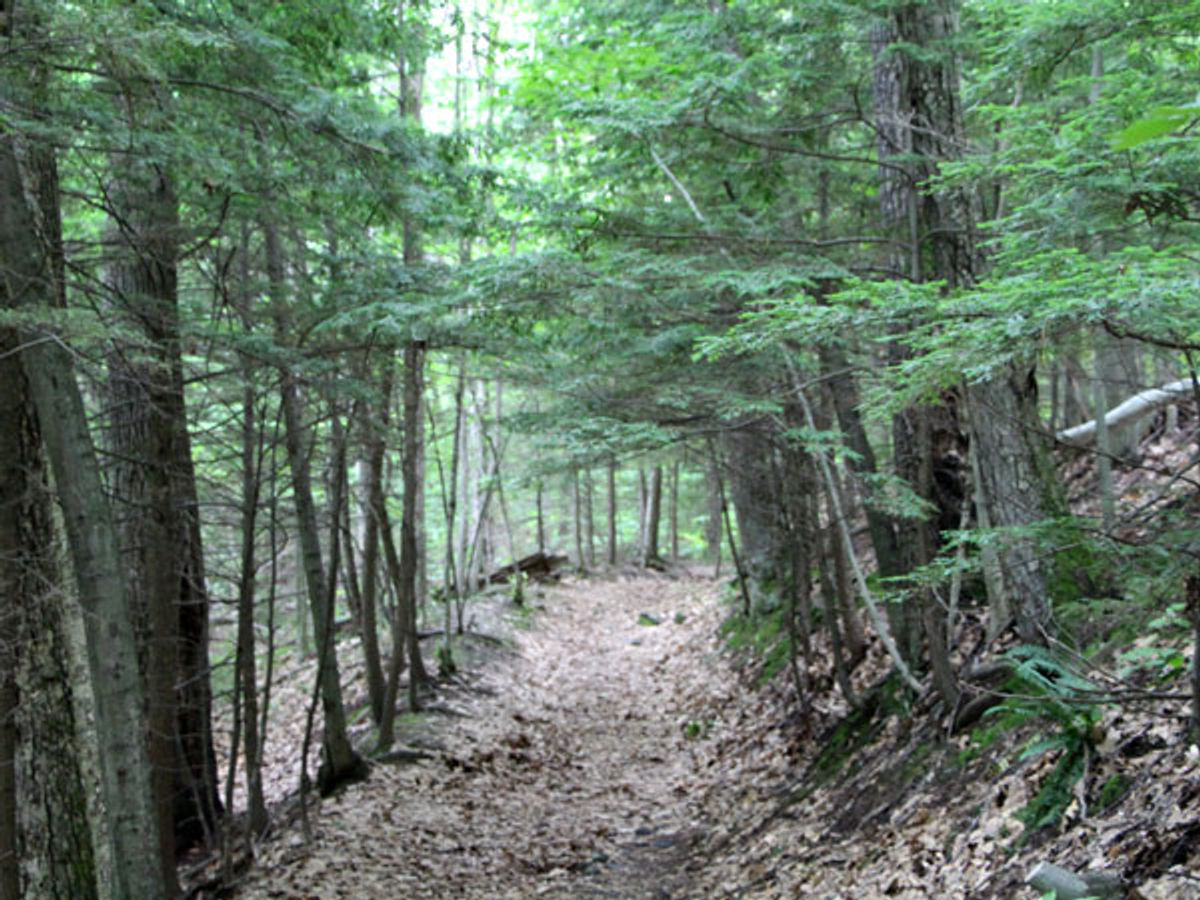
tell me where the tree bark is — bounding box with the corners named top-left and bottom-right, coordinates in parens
top-left (573, 469), bottom-right (585, 569)
top-left (642, 466), bottom-right (664, 566)
top-left (0, 334), bottom-right (98, 899)
top-left (265, 216), bottom-right (364, 794)
top-left (607, 458), bottom-right (618, 565)
top-left (816, 343), bottom-right (904, 580)
top-left (235, 377), bottom-right (268, 836)
top-left (669, 460), bottom-right (680, 561)
top-left (358, 359), bottom-right (393, 724)
top-left (878, 0), bottom-right (1061, 653)
top-left (584, 469), bottom-right (597, 568)
top-left (0, 104), bottom-right (164, 898)
top-left (104, 140), bottom-right (218, 875)
top-left (705, 452), bottom-right (723, 572)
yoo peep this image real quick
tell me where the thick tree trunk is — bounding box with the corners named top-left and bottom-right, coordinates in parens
top-left (0, 116), bottom-right (164, 899)
top-left (105, 156), bottom-right (218, 873)
top-left (724, 428), bottom-right (779, 579)
top-left (884, 0), bottom-right (1063, 646)
top-left (970, 369), bottom-right (1066, 643)
top-left (642, 466), bottom-right (664, 566)
top-left (0, 335), bottom-right (98, 899)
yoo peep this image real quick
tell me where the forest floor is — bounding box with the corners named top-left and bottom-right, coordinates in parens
top-left (223, 571), bottom-right (745, 898)
top-left (213, 547), bottom-right (1200, 897)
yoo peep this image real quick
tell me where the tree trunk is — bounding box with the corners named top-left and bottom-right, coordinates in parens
top-left (705, 452), bottom-right (723, 572)
top-left (265, 216), bottom-right (364, 794)
top-left (358, 359), bottom-right (393, 724)
top-left (0, 108), bottom-right (164, 898)
top-left (584, 469), bottom-right (597, 568)
top-left (0, 334), bottom-right (98, 899)
top-left (636, 467), bottom-right (648, 560)
top-left (401, 343), bottom-right (428, 710)
top-left (105, 141), bottom-right (218, 872)
top-left (607, 459), bottom-right (618, 565)
top-left (440, 356), bottom-right (466, 666)
top-left (724, 428), bottom-right (779, 579)
top-left (891, 0), bottom-right (1062, 645)
top-left (573, 470), bottom-right (585, 568)
top-left (970, 369), bottom-right (1066, 642)
top-left (378, 342), bottom-right (429, 747)
top-left (816, 343), bottom-right (904, 580)
top-left (642, 466), bottom-right (663, 566)
top-left (669, 460), bottom-right (680, 561)
top-left (235, 377), bottom-right (268, 836)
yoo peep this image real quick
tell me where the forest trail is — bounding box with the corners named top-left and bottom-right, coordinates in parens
top-left (233, 574), bottom-right (736, 899)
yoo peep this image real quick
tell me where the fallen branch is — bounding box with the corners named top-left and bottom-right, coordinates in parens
top-left (1024, 861), bottom-right (1125, 899)
top-left (1056, 379), bottom-right (1191, 447)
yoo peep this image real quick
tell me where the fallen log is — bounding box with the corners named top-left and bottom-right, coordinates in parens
top-left (485, 551), bottom-right (569, 585)
top-left (1057, 379), bottom-right (1192, 449)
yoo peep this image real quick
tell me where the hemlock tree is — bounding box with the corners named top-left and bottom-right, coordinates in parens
top-left (0, 5), bottom-right (163, 896)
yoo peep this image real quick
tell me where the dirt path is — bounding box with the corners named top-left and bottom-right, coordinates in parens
top-left (233, 573), bottom-right (734, 899)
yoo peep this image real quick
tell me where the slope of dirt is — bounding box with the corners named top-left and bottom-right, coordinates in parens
top-left (226, 573), bottom-right (743, 899)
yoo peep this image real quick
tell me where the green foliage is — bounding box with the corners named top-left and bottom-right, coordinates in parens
top-left (1112, 106), bottom-right (1199, 149)
top-left (973, 646), bottom-right (1105, 838)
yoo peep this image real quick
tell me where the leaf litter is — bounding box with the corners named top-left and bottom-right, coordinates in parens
top-left (215, 562), bottom-right (1200, 898)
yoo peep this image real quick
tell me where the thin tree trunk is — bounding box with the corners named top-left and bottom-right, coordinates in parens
top-left (796, 387), bottom-right (924, 694)
top-left (706, 452), bottom-right (723, 574)
top-left (266, 216), bottom-right (364, 794)
top-left (379, 342), bottom-right (429, 746)
top-left (669, 460), bottom-right (680, 561)
top-left (358, 359), bottom-right (393, 723)
top-left (1094, 332), bottom-right (1116, 530)
top-left (607, 459), bottom-right (618, 565)
top-left (817, 508), bottom-right (856, 708)
top-left (708, 440), bottom-right (752, 616)
top-left (573, 470), bottom-right (585, 568)
top-left (402, 344), bottom-right (428, 709)
top-left (447, 357), bottom-right (466, 636)
top-left (584, 469), bottom-right (596, 568)
top-left (235, 378), bottom-right (268, 836)
top-left (637, 467), bottom-right (648, 561)
top-left (815, 343), bottom-right (904, 580)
